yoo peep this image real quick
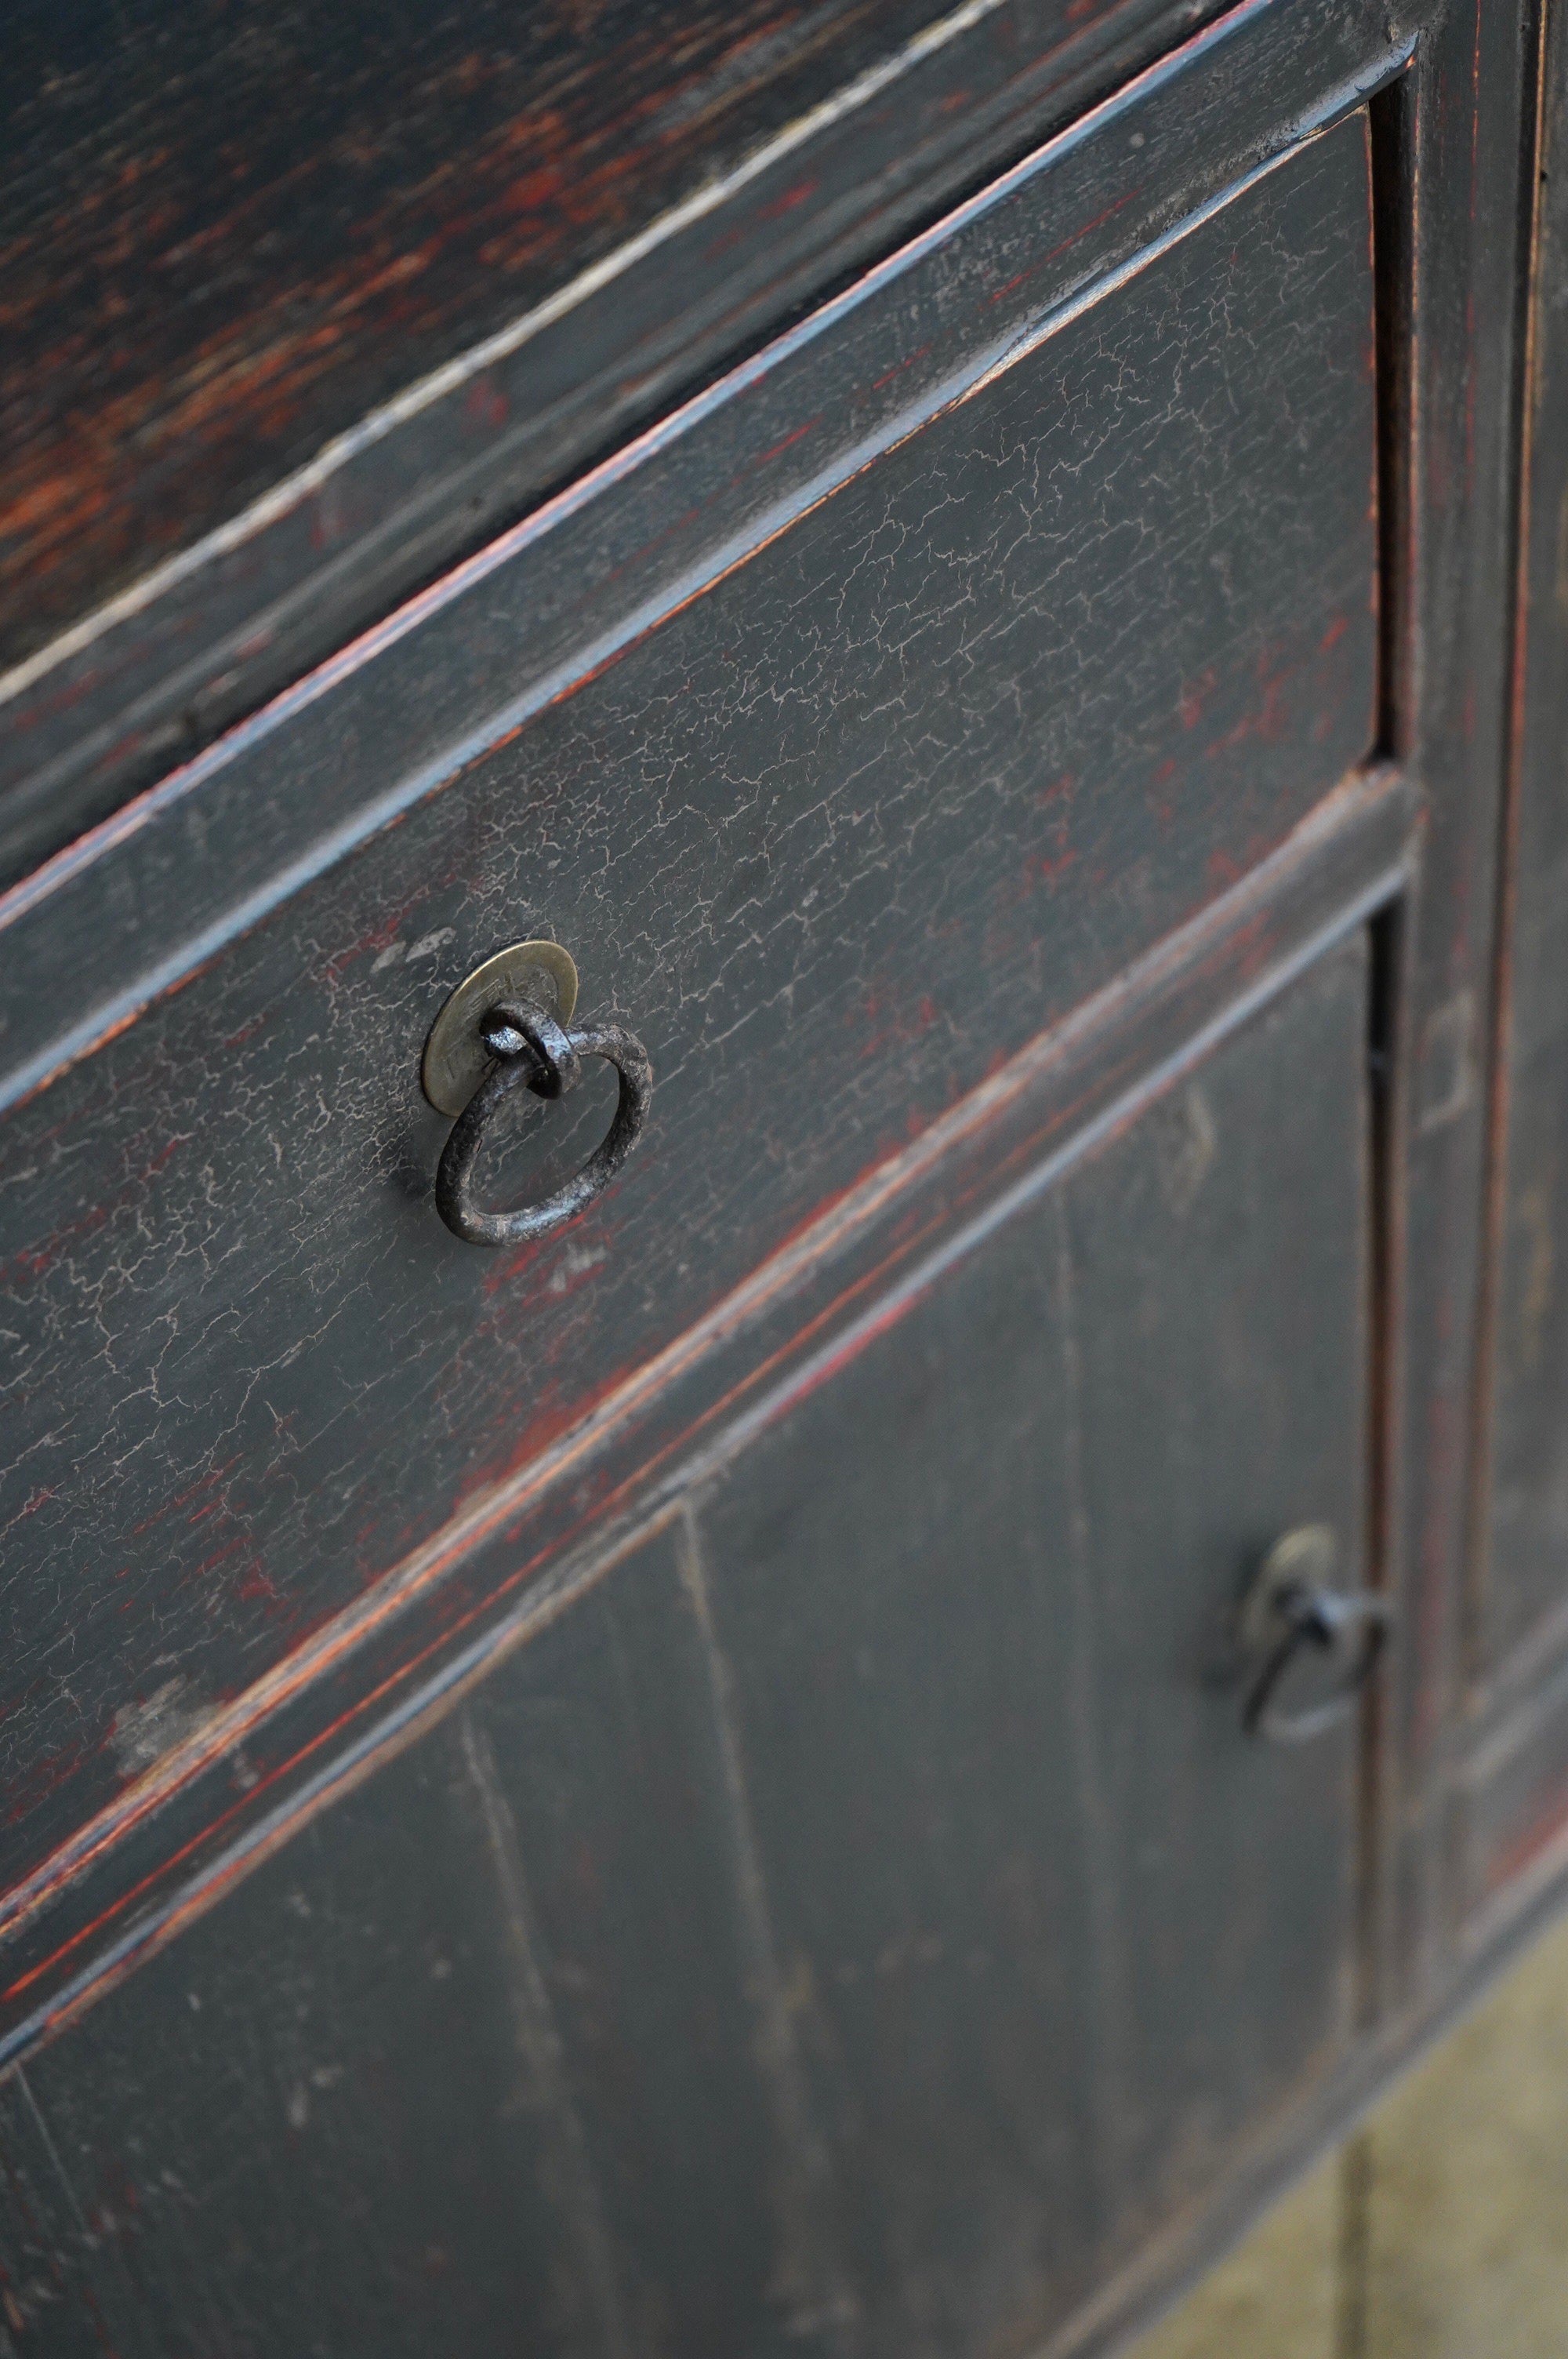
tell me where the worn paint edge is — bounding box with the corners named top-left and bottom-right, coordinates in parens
top-left (0, 842), bottom-right (1412, 2068)
top-left (0, 0), bottom-right (1356, 936)
top-left (0, 0), bottom-right (1022, 718)
top-left (0, 37), bottom-right (1414, 1122)
top-left (0, 766), bottom-right (1414, 2014)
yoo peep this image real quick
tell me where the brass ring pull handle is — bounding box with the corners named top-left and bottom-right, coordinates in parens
top-left (424, 944), bottom-right (652, 1247)
top-left (1239, 1525), bottom-right (1391, 1745)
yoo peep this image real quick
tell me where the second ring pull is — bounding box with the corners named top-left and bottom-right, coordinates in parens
top-left (1238, 1525), bottom-right (1391, 1745)
top-left (425, 945), bottom-right (652, 1247)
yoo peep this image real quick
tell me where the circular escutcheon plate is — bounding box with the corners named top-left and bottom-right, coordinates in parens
top-left (421, 940), bottom-right (579, 1116)
top-left (1238, 1522), bottom-right (1338, 1655)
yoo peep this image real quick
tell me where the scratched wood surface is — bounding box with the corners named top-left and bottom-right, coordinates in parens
top-left (0, 0), bottom-right (1225, 878)
top-left (0, 116), bottom-right (1377, 1901)
top-left (0, 940), bottom-right (1368, 2359)
top-left (2, 0), bottom-right (947, 672)
top-left (0, 761), bottom-right (1412, 2057)
top-left (0, 0), bottom-right (1546, 2341)
top-left (0, 0), bottom-right (1392, 1105)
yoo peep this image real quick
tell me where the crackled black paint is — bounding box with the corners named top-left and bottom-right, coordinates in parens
top-left (0, 119), bottom-right (1376, 1892)
top-left (0, 0), bottom-right (1227, 877)
top-left (0, 947), bottom-right (1367, 2359)
top-left (0, 0), bottom-right (1548, 2352)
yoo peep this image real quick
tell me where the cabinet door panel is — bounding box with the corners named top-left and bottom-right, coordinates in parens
top-left (0, 936), bottom-right (1370, 2359)
top-left (0, 1522), bottom-right (811, 2359)
top-left (684, 932), bottom-right (1369, 2344)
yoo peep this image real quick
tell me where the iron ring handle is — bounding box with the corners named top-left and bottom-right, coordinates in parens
top-left (435, 1001), bottom-right (652, 1247)
top-left (1242, 1580), bottom-right (1391, 1745)
top-left (481, 998), bottom-right (582, 1098)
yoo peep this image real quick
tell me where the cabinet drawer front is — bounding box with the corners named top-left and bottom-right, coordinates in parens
top-left (0, 32), bottom-right (1381, 1889)
top-left (0, 933), bottom-right (1371, 2359)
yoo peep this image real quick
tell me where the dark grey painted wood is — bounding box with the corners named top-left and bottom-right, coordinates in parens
top-left (0, 0), bottom-right (1232, 883)
top-left (681, 961), bottom-right (1369, 2357)
top-left (0, 0), bottom-right (1397, 1113)
top-left (0, 0), bottom-right (1545, 2335)
top-left (1365, 0), bottom-right (1540, 2004)
top-left (0, 118), bottom-right (1377, 1899)
top-left (1479, 0), bottom-right (1568, 1685)
top-left (0, 936), bottom-right (1370, 2359)
top-left (0, 762), bottom-right (1411, 2058)
top-left (0, 1521), bottom-right (810, 2359)
top-left (1446, 0), bottom-right (1568, 1922)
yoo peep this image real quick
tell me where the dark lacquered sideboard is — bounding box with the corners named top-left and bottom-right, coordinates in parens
top-left (0, 5), bottom-right (1561, 2353)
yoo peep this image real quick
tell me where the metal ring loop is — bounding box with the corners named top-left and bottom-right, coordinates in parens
top-left (435, 1017), bottom-right (652, 1246)
top-left (1242, 1583), bottom-right (1391, 1745)
top-left (481, 1000), bottom-right (583, 1100)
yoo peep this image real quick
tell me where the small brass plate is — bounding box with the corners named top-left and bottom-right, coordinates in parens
top-left (421, 940), bottom-right (579, 1117)
top-left (1239, 1523), bottom-right (1338, 1655)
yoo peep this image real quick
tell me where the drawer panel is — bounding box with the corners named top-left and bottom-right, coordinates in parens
top-left (0, 94), bottom-right (1376, 1883)
top-left (0, 930), bottom-right (1371, 2359)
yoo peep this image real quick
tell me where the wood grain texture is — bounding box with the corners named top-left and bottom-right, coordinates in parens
top-left (0, 0), bottom-right (1394, 1092)
top-left (678, 939), bottom-right (1368, 2352)
top-left (0, 2), bottom-right (1542, 2333)
top-left (0, 0), bottom-right (1226, 878)
top-left (0, 120), bottom-right (1377, 1906)
top-left (0, 940), bottom-right (1369, 2359)
top-left (3, 0), bottom-right (949, 669)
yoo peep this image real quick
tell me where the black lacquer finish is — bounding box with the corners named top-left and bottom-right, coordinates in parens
top-left (0, 2), bottom-right (1550, 2354)
top-left (0, 75), bottom-right (1382, 1889)
top-left (0, 0), bottom-right (1229, 882)
top-left (0, 938), bottom-right (1371, 2359)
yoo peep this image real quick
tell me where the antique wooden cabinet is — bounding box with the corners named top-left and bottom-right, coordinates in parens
top-left (0, 2), bottom-right (1559, 2351)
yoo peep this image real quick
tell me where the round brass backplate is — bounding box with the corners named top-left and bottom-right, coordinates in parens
top-left (1238, 1523), bottom-right (1338, 1655)
top-left (421, 940), bottom-right (579, 1117)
